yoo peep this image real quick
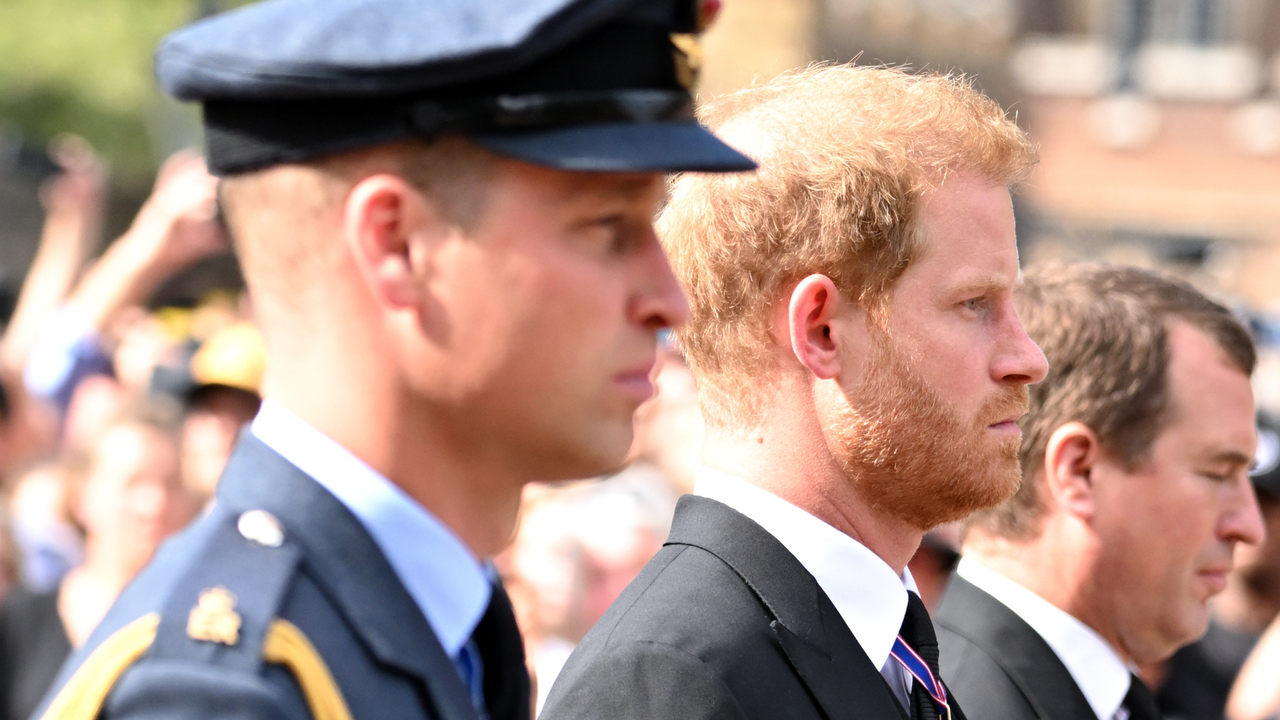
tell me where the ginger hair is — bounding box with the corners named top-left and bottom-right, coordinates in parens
top-left (658, 64), bottom-right (1037, 428)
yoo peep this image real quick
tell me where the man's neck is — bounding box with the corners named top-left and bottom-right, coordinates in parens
top-left (263, 359), bottom-right (524, 559)
top-left (702, 428), bottom-right (924, 574)
top-left (963, 529), bottom-right (1132, 664)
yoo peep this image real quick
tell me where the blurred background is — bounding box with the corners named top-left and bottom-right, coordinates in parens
top-left (3, 1), bottom-right (1280, 719)
top-left (0, 0), bottom-right (239, 313)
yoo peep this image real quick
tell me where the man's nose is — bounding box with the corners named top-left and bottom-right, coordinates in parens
top-left (1223, 478), bottom-right (1267, 549)
top-left (629, 227), bottom-right (690, 333)
top-left (993, 305), bottom-right (1049, 385)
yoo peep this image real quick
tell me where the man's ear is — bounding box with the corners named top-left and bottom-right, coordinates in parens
top-left (342, 174), bottom-right (446, 308)
top-left (1043, 421), bottom-right (1102, 521)
top-left (784, 274), bottom-right (851, 381)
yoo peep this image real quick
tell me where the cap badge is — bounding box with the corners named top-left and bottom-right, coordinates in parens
top-left (238, 509), bottom-right (285, 548)
top-left (671, 33), bottom-right (704, 90)
top-left (187, 586), bottom-right (242, 645)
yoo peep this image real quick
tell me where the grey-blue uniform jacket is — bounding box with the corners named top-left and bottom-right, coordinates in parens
top-left (33, 434), bottom-right (529, 720)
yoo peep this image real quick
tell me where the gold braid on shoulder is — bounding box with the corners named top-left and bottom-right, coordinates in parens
top-left (38, 614), bottom-right (353, 720)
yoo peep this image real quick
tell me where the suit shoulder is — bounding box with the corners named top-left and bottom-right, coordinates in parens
top-left (583, 542), bottom-right (776, 654)
top-left (541, 638), bottom-right (749, 720)
top-left (36, 507), bottom-right (324, 720)
top-left (938, 623), bottom-right (1040, 720)
top-left (544, 543), bottom-right (816, 720)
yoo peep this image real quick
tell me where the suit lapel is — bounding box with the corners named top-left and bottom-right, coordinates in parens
top-left (936, 576), bottom-right (1096, 720)
top-left (217, 433), bottom-right (481, 720)
top-left (666, 495), bottom-right (910, 720)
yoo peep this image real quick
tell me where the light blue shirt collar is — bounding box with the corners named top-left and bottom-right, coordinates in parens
top-left (250, 399), bottom-right (491, 658)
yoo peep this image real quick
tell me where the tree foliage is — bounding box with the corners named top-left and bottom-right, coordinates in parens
top-left (0, 0), bottom-right (210, 183)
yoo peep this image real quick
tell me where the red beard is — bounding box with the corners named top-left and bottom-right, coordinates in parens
top-left (826, 333), bottom-right (1028, 531)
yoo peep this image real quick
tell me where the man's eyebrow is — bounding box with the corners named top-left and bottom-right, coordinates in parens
top-left (1208, 450), bottom-right (1255, 467)
top-left (948, 275), bottom-right (1011, 297)
top-left (561, 176), bottom-right (664, 205)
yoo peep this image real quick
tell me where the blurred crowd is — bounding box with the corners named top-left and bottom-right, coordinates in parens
top-left (3, 135), bottom-right (1280, 720)
top-left (0, 139), bottom-right (261, 720)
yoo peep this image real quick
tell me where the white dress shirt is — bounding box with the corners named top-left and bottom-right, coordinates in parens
top-left (695, 467), bottom-right (917, 706)
top-left (956, 558), bottom-right (1131, 720)
top-left (250, 399), bottom-right (491, 659)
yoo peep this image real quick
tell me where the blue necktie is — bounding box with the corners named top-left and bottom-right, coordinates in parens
top-left (454, 637), bottom-right (488, 719)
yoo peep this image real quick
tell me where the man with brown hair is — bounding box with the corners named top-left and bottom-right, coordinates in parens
top-left (936, 263), bottom-right (1266, 720)
top-left (542, 64), bottom-right (1048, 720)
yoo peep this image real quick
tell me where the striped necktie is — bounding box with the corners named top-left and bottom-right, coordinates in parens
top-left (891, 591), bottom-right (950, 720)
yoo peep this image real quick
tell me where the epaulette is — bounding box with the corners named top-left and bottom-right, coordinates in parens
top-left (39, 508), bottom-right (353, 720)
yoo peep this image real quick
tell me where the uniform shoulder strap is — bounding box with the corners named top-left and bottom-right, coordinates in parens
top-left (38, 614), bottom-right (159, 720)
top-left (38, 509), bottom-right (354, 720)
top-left (38, 615), bottom-right (354, 720)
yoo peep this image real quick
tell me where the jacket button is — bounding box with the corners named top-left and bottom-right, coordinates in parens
top-left (238, 509), bottom-right (285, 547)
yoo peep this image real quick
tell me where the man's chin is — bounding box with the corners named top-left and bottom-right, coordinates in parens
top-left (977, 462), bottom-right (1024, 510)
top-left (970, 437), bottom-right (1025, 505)
top-left (899, 462), bottom-right (1022, 531)
top-left (529, 427), bottom-right (634, 483)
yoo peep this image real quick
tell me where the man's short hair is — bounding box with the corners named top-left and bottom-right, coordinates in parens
top-left (218, 137), bottom-right (499, 313)
top-left (219, 137), bottom-right (498, 240)
top-left (658, 64), bottom-right (1037, 428)
top-left (966, 262), bottom-right (1256, 540)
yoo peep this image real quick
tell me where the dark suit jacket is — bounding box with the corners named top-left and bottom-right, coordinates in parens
top-left (541, 494), bottom-right (966, 720)
top-left (35, 433), bottom-right (528, 720)
top-left (935, 574), bottom-right (1098, 720)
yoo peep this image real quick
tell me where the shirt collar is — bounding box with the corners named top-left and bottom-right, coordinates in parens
top-left (250, 399), bottom-right (491, 658)
top-left (694, 467), bottom-right (915, 670)
top-left (956, 557), bottom-right (1130, 720)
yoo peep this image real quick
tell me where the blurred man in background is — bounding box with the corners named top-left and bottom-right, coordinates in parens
top-left (1156, 412), bottom-right (1280, 720)
top-left (938, 263), bottom-right (1265, 720)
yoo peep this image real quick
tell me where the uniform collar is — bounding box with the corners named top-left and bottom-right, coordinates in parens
top-left (694, 467), bottom-right (915, 672)
top-left (250, 399), bottom-right (491, 658)
top-left (957, 557), bottom-right (1131, 720)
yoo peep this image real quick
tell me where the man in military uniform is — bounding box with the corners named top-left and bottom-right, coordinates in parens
top-left (33, 1), bottom-right (754, 719)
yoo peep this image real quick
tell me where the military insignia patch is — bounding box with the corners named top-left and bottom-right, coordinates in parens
top-left (671, 33), bottom-right (704, 90)
top-left (187, 586), bottom-right (242, 645)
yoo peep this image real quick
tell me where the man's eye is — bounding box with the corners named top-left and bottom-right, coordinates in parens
top-left (963, 298), bottom-right (983, 311)
top-left (592, 216), bottom-right (643, 254)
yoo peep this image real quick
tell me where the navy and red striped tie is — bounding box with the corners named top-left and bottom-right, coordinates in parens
top-left (891, 591), bottom-right (950, 720)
